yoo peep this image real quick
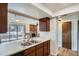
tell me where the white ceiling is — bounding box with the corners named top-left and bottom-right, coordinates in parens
top-left (42, 3), bottom-right (77, 12)
top-left (23, 3), bottom-right (51, 18)
top-left (8, 13), bottom-right (38, 24)
top-left (8, 3), bottom-right (51, 19)
top-left (8, 3), bottom-right (79, 19)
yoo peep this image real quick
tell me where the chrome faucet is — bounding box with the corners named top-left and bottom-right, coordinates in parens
top-left (25, 33), bottom-right (31, 43)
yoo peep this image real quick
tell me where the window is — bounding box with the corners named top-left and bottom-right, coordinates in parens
top-left (17, 25), bottom-right (25, 39)
top-left (9, 25), bottom-right (17, 40)
top-left (1, 25), bottom-right (25, 43)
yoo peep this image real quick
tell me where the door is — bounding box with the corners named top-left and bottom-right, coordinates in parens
top-left (62, 22), bottom-right (71, 49)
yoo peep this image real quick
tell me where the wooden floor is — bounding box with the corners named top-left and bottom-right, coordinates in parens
top-left (50, 48), bottom-right (78, 56)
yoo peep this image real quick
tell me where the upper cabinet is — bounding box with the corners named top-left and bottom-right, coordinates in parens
top-left (0, 3), bottom-right (8, 33)
top-left (30, 24), bottom-right (37, 32)
top-left (39, 17), bottom-right (50, 31)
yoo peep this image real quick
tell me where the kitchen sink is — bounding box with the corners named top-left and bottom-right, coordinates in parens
top-left (30, 40), bottom-right (39, 43)
top-left (21, 42), bottom-right (32, 46)
top-left (21, 40), bottom-right (40, 46)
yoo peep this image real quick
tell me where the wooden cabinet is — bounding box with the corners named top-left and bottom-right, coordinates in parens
top-left (30, 24), bottom-right (37, 32)
top-left (23, 46), bottom-right (36, 56)
top-left (43, 40), bottom-right (50, 56)
top-left (36, 43), bottom-right (43, 56)
top-left (11, 40), bottom-right (50, 56)
top-left (47, 40), bottom-right (50, 55)
top-left (39, 17), bottom-right (50, 31)
top-left (0, 3), bottom-right (8, 33)
top-left (43, 41), bottom-right (48, 56)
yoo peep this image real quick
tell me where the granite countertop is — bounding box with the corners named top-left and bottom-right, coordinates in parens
top-left (0, 37), bottom-right (50, 56)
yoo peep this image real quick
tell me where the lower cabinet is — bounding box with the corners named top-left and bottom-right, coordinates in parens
top-left (12, 40), bottom-right (50, 56)
top-left (48, 40), bottom-right (50, 55)
top-left (23, 46), bottom-right (36, 56)
top-left (36, 43), bottom-right (43, 56)
top-left (43, 41), bottom-right (48, 56)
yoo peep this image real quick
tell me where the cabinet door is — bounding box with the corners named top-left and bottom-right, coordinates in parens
top-left (46, 20), bottom-right (50, 31)
top-left (36, 43), bottom-right (43, 56)
top-left (30, 24), bottom-right (37, 32)
top-left (39, 20), bottom-right (47, 31)
top-left (39, 17), bottom-right (50, 31)
top-left (47, 40), bottom-right (50, 55)
top-left (23, 46), bottom-right (36, 56)
top-left (43, 41), bottom-right (48, 56)
top-left (0, 3), bottom-right (8, 33)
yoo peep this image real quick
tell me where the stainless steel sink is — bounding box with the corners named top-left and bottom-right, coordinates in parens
top-left (21, 40), bottom-right (39, 46)
top-left (21, 42), bottom-right (32, 46)
top-left (30, 40), bottom-right (39, 43)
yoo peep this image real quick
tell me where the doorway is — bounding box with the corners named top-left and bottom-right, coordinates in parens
top-left (62, 22), bottom-right (72, 49)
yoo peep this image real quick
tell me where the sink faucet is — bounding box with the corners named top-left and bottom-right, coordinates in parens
top-left (25, 33), bottom-right (32, 43)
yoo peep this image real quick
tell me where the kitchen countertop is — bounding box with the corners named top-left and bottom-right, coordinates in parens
top-left (0, 37), bottom-right (50, 56)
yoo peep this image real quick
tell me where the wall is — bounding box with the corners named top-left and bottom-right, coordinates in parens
top-left (50, 18), bottom-right (58, 55)
top-left (57, 19), bottom-right (62, 48)
top-left (8, 3), bottom-right (51, 39)
top-left (59, 15), bottom-right (78, 51)
top-left (71, 15), bottom-right (78, 51)
top-left (50, 14), bottom-right (78, 55)
top-left (39, 32), bottom-right (50, 38)
top-left (8, 13), bottom-right (39, 33)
